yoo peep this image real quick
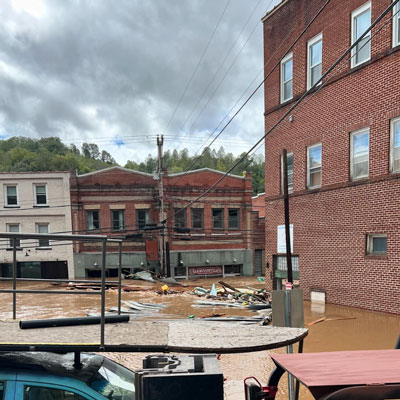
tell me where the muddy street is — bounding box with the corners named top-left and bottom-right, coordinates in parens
top-left (0, 276), bottom-right (399, 400)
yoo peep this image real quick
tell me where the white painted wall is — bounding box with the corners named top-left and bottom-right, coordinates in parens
top-left (0, 172), bottom-right (74, 278)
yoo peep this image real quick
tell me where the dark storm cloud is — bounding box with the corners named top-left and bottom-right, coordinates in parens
top-left (0, 0), bottom-right (279, 163)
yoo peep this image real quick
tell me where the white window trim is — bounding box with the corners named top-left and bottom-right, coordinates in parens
top-left (350, 127), bottom-right (370, 180)
top-left (33, 183), bottom-right (48, 206)
top-left (393, 0), bottom-right (400, 47)
top-left (4, 184), bottom-right (19, 207)
top-left (367, 233), bottom-right (387, 255)
top-left (280, 52), bottom-right (293, 104)
top-left (281, 152), bottom-right (294, 194)
top-left (390, 116), bottom-right (400, 172)
top-left (307, 143), bottom-right (322, 189)
top-left (307, 33), bottom-right (323, 90)
top-left (7, 223), bottom-right (21, 248)
top-left (351, 2), bottom-right (371, 68)
top-left (36, 223), bottom-right (51, 248)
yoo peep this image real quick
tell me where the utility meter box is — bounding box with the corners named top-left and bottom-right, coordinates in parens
top-left (134, 354), bottom-right (224, 400)
top-left (272, 288), bottom-right (304, 328)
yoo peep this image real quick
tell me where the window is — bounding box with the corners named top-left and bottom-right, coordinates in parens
top-left (281, 152), bottom-right (294, 193)
top-left (228, 209), bottom-right (240, 229)
top-left (394, 0), bottom-right (400, 47)
top-left (351, 128), bottom-right (369, 180)
top-left (36, 223), bottom-right (50, 248)
top-left (280, 52), bottom-right (293, 103)
top-left (307, 33), bottom-right (322, 89)
top-left (307, 144), bottom-right (322, 189)
top-left (191, 208), bottom-right (204, 229)
top-left (7, 224), bottom-right (20, 248)
top-left (174, 208), bottom-right (187, 228)
top-left (367, 234), bottom-right (387, 255)
top-left (212, 209), bottom-right (224, 229)
top-left (136, 209), bottom-right (150, 229)
top-left (351, 2), bottom-right (371, 68)
top-left (391, 117), bottom-right (400, 172)
top-left (5, 185), bottom-right (18, 206)
top-left (24, 385), bottom-right (87, 400)
top-left (86, 210), bottom-right (100, 230)
top-left (34, 185), bottom-right (47, 205)
top-left (111, 210), bottom-right (125, 231)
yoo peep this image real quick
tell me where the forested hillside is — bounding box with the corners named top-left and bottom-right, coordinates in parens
top-left (0, 137), bottom-right (265, 194)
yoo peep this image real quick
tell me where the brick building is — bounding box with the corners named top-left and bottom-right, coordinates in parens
top-left (70, 166), bottom-right (264, 278)
top-left (262, 0), bottom-right (400, 312)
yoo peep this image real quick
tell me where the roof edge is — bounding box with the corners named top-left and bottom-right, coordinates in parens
top-left (262, 0), bottom-right (290, 23)
top-left (77, 166), bottom-right (153, 178)
top-left (169, 168), bottom-right (245, 180)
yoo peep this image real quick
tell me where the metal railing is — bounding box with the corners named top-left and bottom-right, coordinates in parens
top-left (0, 232), bottom-right (123, 348)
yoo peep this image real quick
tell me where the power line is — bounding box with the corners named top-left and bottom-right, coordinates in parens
top-left (167, 0), bottom-right (332, 189)
top-left (163, 0), bottom-right (232, 137)
top-left (167, 0), bottom-right (397, 224)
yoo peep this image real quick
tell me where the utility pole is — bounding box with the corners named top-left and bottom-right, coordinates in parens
top-left (157, 135), bottom-right (166, 275)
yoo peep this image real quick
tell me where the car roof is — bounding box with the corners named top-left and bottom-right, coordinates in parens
top-left (0, 352), bottom-right (104, 383)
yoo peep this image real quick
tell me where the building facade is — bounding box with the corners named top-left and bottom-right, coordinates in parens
top-left (70, 166), bottom-right (263, 278)
top-left (263, 0), bottom-right (400, 313)
top-left (0, 172), bottom-right (74, 278)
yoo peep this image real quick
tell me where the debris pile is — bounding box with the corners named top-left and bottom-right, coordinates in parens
top-left (190, 280), bottom-right (271, 311)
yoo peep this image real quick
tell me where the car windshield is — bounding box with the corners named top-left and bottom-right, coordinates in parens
top-left (89, 358), bottom-right (135, 399)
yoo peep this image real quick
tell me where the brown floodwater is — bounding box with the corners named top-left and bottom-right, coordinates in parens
top-left (0, 277), bottom-right (399, 400)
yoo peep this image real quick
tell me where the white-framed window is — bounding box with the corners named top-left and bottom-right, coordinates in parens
top-left (390, 116), bottom-right (400, 172)
top-left (393, 0), bottom-right (400, 47)
top-left (136, 209), bottom-right (150, 229)
top-left (86, 210), bottom-right (100, 230)
top-left (350, 128), bottom-right (369, 180)
top-left (34, 184), bottom-right (48, 206)
top-left (280, 52), bottom-right (293, 103)
top-left (228, 209), bottom-right (240, 229)
top-left (212, 208), bottom-right (224, 229)
top-left (367, 233), bottom-right (387, 255)
top-left (174, 208), bottom-right (187, 228)
top-left (191, 208), bottom-right (204, 229)
top-left (281, 152), bottom-right (294, 194)
top-left (351, 2), bottom-right (371, 68)
top-left (307, 144), bottom-right (322, 189)
top-left (111, 210), bottom-right (125, 231)
top-left (307, 33), bottom-right (323, 89)
top-left (7, 224), bottom-right (20, 248)
top-left (36, 223), bottom-right (50, 248)
top-left (4, 185), bottom-right (18, 207)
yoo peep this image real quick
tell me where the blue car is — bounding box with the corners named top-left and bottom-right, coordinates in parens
top-left (0, 352), bottom-right (136, 399)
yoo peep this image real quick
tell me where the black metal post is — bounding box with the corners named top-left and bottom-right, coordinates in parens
top-left (100, 239), bottom-right (107, 348)
top-left (118, 241), bottom-right (122, 315)
top-left (282, 149), bottom-right (293, 283)
top-left (12, 238), bottom-right (17, 320)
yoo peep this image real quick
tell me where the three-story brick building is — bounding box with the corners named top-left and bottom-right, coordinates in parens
top-left (263, 0), bottom-right (400, 312)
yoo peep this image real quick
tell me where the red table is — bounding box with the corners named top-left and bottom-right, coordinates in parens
top-left (269, 349), bottom-right (400, 399)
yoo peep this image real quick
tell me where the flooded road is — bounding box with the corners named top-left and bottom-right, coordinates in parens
top-left (0, 277), bottom-right (399, 400)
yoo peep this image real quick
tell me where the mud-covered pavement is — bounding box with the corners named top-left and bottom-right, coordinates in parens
top-left (0, 276), bottom-right (399, 399)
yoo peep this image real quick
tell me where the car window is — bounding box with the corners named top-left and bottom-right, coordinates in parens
top-left (24, 385), bottom-right (88, 400)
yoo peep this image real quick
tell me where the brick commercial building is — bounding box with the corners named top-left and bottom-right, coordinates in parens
top-left (262, 0), bottom-right (400, 313)
top-left (70, 167), bottom-right (264, 278)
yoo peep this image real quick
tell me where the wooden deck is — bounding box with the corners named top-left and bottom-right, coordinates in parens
top-left (0, 319), bottom-right (308, 353)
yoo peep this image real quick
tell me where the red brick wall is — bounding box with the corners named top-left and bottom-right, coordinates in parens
top-left (263, 0), bottom-right (400, 313)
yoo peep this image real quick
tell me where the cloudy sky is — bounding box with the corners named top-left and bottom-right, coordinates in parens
top-left (0, 0), bottom-right (279, 165)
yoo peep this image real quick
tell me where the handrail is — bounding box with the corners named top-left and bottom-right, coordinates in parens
top-left (0, 232), bottom-right (123, 348)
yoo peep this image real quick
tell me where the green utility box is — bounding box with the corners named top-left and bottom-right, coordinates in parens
top-left (272, 289), bottom-right (304, 328)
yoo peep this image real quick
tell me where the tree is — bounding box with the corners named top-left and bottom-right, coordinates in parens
top-left (101, 150), bottom-right (116, 164)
